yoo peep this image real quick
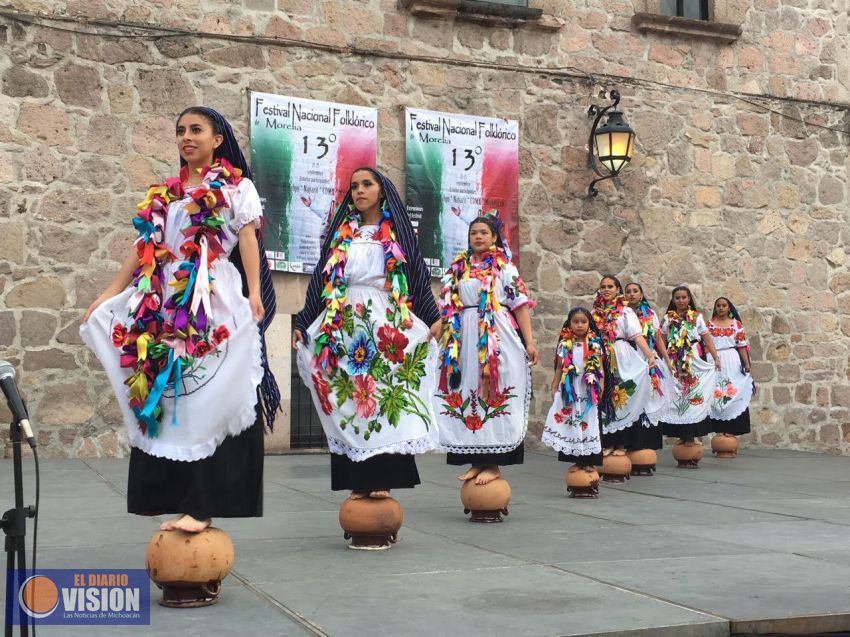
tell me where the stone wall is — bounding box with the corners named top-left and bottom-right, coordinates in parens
top-left (0, 0), bottom-right (848, 457)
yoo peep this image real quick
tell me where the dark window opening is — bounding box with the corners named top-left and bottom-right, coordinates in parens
top-left (660, 0), bottom-right (709, 20)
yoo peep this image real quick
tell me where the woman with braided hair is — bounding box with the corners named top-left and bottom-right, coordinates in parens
top-left (707, 296), bottom-right (753, 438)
top-left (82, 107), bottom-right (279, 533)
top-left (434, 214), bottom-right (538, 486)
top-left (592, 275), bottom-right (655, 457)
top-left (293, 168), bottom-right (442, 500)
top-left (658, 286), bottom-right (721, 445)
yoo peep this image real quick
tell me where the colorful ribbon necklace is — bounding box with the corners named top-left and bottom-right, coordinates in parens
top-left (113, 159), bottom-right (240, 436)
top-left (314, 201), bottom-right (410, 373)
top-left (555, 327), bottom-right (603, 414)
top-left (666, 309), bottom-right (700, 383)
top-left (439, 246), bottom-right (508, 397)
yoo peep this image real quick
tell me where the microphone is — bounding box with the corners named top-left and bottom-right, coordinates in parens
top-left (0, 360), bottom-right (37, 449)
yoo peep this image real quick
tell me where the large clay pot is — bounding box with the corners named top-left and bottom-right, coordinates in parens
top-left (627, 449), bottom-right (657, 476)
top-left (566, 465), bottom-right (599, 498)
top-left (339, 496), bottom-right (404, 550)
top-left (460, 478), bottom-right (511, 522)
top-left (711, 434), bottom-right (739, 458)
top-left (672, 440), bottom-right (704, 468)
top-left (145, 527), bottom-right (234, 608)
top-left (601, 454), bottom-right (631, 482)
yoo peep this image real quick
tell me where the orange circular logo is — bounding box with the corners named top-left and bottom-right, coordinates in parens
top-left (19, 575), bottom-right (59, 618)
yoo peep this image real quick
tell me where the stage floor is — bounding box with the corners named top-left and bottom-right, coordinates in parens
top-left (2, 447), bottom-right (850, 636)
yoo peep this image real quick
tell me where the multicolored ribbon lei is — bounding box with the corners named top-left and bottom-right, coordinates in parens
top-left (555, 327), bottom-right (603, 417)
top-left (439, 246), bottom-right (508, 397)
top-left (666, 309), bottom-right (700, 386)
top-left (114, 159), bottom-right (240, 436)
top-left (634, 299), bottom-right (664, 395)
top-left (314, 201), bottom-right (411, 373)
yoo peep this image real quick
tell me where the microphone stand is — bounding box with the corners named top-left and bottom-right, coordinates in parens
top-left (2, 416), bottom-right (35, 637)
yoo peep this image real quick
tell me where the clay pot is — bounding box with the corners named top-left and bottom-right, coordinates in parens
top-left (460, 478), bottom-right (511, 522)
top-left (672, 440), bottom-right (704, 468)
top-left (145, 527), bottom-right (234, 608)
top-left (601, 454), bottom-right (632, 482)
top-left (566, 465), bottom-right (599, 498)
top-left (627, 449), bottom-right (657, 476)
top-left (339, 496), bottom-right (404, 550)
top-left (711, 434), bottom-right (739, 458)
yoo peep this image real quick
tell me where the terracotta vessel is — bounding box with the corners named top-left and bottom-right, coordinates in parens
top-left (566, 465), bottom-right (600, 498)
top-left (460, 477), bottom-right (511, 522)
top-left (711, 434), bottom-right (739, 458)
top-left (627, 449), bottom-right (657, 475)
top-left (672, 440), bottom-right (704, 468)
top-left (145, 527), bottom-right (234, 608)
top-left (601, 453), bottom-right (632, 482)
top-left (339, 496), bottom-right (404, 550)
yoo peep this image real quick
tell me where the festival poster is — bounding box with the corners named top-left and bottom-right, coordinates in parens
top-left (404, 108), bottom-right (520, 276)
top-left (249, 92), bottom-right (378, 273)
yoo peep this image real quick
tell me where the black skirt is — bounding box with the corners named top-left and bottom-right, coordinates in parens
top-left (446, 443), bottom-right (524, 467)
top-left (660, 418), bottom-right (713, 441)
top-left (709, 409), bottom-right (751, 436)
top-left (601, 422), bottom-right (636, 449)
top-left (330, 453), bottom-right (421, 491)
top-left (127, 403), bottom-right (264, 519)
top-left (558, 450), bottom-right (603, 466)
top-left (623, 417), bottom-right (663, 451)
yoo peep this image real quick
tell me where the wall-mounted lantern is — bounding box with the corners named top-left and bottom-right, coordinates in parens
top-left (586, 89), bottom-right (636, 197)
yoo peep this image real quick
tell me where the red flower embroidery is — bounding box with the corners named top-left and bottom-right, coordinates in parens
top-left (377, 324), bottom-right (409, 364)
top-left (353, 374), bottom-right (377, 418)
top-left (553, 411), bottom-right (565, 424)
top-left (486, 390), bottom-right (508, 408)
top-left (193, 341), bottom-right (212, 357)
top-left (111, 324), bottom-right (127, 347)
top-left (312, 372), bottom-right (333, 415)
top-left (212, 325), bottom-right (230, 345)
top-left (445, 392), bottom-right (463, 409)
top-left (464, 414), bottom-right (483, 431)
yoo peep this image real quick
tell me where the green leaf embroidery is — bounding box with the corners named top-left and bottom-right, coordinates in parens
top-left (331, 370), bottom-right (355, 404)
top-left (378, 383), bottom-right (408, 428)
top-left (397, 341), bottom-right (428, 389)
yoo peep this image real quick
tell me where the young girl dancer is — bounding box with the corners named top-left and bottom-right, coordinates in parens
top-left (542, 308), bottom-right (604, 493)
top-left (624, 282), bottom-right (672, 455)
top-left (707, 297), bottom-right (753, 439)
top-left (81, 107), bottom-right (279, 533)
top-left (293, 168), bottom-right (441, 501)
top-left (658, 286), bottom-right (721, 450)
top-left (592, 276), bottom-right (654, 457)
top-left (435, 214), bottom-right (537, 486)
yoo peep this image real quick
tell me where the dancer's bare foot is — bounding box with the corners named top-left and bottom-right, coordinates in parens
top-left (581, 465), bottom-right (596, 473)
top-left (612, 447), bottom-right (626, 456)
top-left (164, 514), bottom-right (211, 533)
top-left (458, 465), bottom-right (484, 481)
top-left (159, 515), bottom-right (184, 531)
top-left (349, 491), bottom-right (368, 500)
top-left (369, 490), bottom-right (390, 499)
top-left (602, 448), bottom-right (613, 457)
top-left (568, 464), bottom-right (581, 473)
top-left (474, 465), bottom-right (501, 485)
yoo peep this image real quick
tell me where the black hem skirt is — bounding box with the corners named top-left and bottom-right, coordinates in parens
top-left (127, 403), bottom-right (264, 520)
top-left (601, 422), bottom-right (636, 449)
top-left (709, 409), bottom-right (751, 436)
top-left (624, 417), bottom-right (663, 450)
top-left (558, 451), bottom-right (603, 466)
top-left (330, 453), bottom-right (421, 491)
top-left (660, 418), bottom-right (713, 440)
top-left (446, 443), bottom-right (524, 467)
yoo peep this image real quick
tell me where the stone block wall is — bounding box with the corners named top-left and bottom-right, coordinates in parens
top-left (0, 0), bottom-right (848, 456)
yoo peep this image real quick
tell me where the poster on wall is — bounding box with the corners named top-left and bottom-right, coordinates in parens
top-left (404, 107), bottom-right (520, 276)
top-left (250, 91), bottom-right (378, 273)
